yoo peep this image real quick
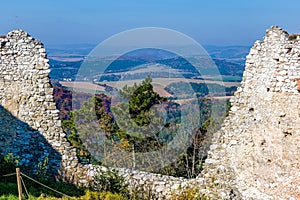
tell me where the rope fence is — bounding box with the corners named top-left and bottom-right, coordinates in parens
top-left (1, 168), bottom-right (74, 199)
top-left (0, 172), bottom-right (16, 177)
top-left (21, 172), bottom-right (73, 199)
top-left (20, 176), bottom-right (29, 198)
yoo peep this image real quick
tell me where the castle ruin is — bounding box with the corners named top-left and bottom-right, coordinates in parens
top-left (1, 26), bottom-right (300, 199)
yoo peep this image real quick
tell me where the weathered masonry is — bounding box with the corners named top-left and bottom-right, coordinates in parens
top-left (1, 26), bottom-right (300, 199)
top-left (0, 30), bottom-right (78, 178)
top-left (201, 26), bottom-right (300, 199)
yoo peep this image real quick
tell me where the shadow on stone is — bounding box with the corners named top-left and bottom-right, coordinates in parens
top-left (0, 104), bottom-right (61, 179)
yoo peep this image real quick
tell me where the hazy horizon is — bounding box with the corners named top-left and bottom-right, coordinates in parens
top-left (1, 0), bottom-right (300, 47)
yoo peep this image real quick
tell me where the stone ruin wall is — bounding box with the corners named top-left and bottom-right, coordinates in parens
top-left (201, 26), bottom-right (300, 199)
top-left (0, 30), bottom-right (79, 177)
top-left (1, 26), bottom-right (300, 199)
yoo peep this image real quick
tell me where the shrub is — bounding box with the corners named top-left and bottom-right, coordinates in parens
top-left (95, 168), bottom-right (129, 197)
top-left (288, 34), bottom-right (299, 41)
top-left (0, 182), bottom-right (18, 196)
top-left (172, 188), bottom-right (210, 200)
top-left (0, 153), bottom-right (19, 175)
top-left (0, 153), bottom-right (20, 184)
top-left (36, 156), bottom-right (49, 180)
top-left (82, 190), bottom-right (127, 200)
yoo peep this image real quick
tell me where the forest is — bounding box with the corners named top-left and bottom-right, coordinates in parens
top-left (56, 77), bottom-right (232, 179)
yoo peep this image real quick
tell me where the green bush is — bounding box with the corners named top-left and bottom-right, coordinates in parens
top-left (0, 153), bottom-right (19, 175)
top-left (95, 168), bottom-right (129, 196)
top-left (82, 190), bottom-right (127, 200)
top-left (172, 188), bottom-right (210, 200)
top-left (0, 182), bottom-right (18, 196)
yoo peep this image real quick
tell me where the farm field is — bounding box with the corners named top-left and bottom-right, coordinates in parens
top-left (60, 77), bottom-right (240, 98)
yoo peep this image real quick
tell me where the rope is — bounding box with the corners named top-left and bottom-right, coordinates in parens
top-left (21, 172), bottom-right (74, 199)
top-left (0, 172), bottom-right (16, 177)
top-left (20, 175), bottom-right (29, 198)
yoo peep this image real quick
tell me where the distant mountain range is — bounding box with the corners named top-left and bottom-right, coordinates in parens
top-left (47, 44), bottom-right (250, 81)
top-left (204, 45), bottom-right (250, 60)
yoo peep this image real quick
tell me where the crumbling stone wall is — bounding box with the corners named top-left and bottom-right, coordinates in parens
top-left (0, 30), bottom-right (78, 178)
top-left (201, 26), bottom-right (300, 199)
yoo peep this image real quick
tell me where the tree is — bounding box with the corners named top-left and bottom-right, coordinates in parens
top-left (60, 77), bottom-right (228, 177)
top-left (62, 96), bottom-right (116, 164)
top-left (119, 76), bottom-right (167, 126)
top-left (110, 76), bottom-right (171, 169)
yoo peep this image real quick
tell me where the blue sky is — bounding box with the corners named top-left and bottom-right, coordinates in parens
top-left (1, 0), bottom-right (300, 46)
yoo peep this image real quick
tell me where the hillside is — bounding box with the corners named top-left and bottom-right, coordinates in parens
top-left (47, 45), bottom-right (246, 82)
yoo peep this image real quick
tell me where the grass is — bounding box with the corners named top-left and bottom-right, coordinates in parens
top-left (0, 181), bottom-right (83, 200)
top-left (0, 182), bottom-right (210, 200)
top-left (0, 190), bottom-right (128, 200)
top-left (0, 162), bottom-right (132, 200)
top-left (0, 194), bottom-right (39, 200)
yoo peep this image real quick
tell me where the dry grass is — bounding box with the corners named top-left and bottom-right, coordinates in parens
top-left (99, 77), bottom-right (239, 88)
top-left (60, 81), bottom-right (106, 91)
top-left (60, 77), bottom-right (240, 97)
